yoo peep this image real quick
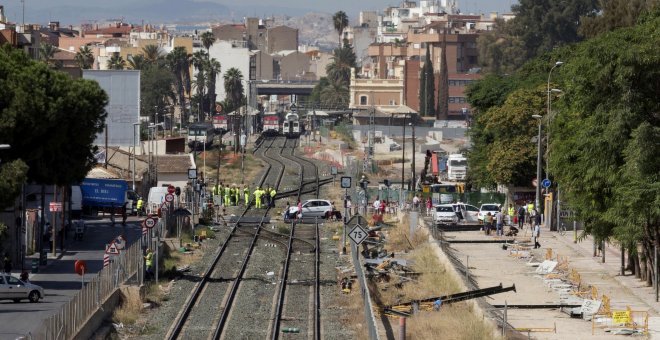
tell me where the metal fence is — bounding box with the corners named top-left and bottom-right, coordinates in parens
top-left (34, 240), bottom-right (143, 340)
top-left (351, 241), bottom-right (381, 340)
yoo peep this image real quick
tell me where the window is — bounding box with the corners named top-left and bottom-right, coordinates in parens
top-left (466, 205), bottom-right (479, 212)
top-left (7, 276), bottom-right (21, 285)
top-left (389, 100), bottom-right (396, 105)
top-left (449, 97), bottom-right (467, 103)
top-left (360, 96), bottom-right (368, 105)
top-left (436, 206), bottom-right (453, 212)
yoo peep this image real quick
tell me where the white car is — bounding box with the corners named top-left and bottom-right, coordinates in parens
top-left (0, 274), bottom-right (45, 303)
top-left (452, 203), bottom-right (480, 222)
top-left (287, 199), bottom-right (333, 218)
top-left (478, 203), bottom-right (502, 222)
top-left (433, 204), bottom-right (459, 225)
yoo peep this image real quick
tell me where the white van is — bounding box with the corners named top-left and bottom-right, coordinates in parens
top-left (147, 187), bottom-right (170, 214)
top-left (70, 186), bottom-right (82, 218)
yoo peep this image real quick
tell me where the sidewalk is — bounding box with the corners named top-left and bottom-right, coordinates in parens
top-left (438, 221), bottom-right (660, 339)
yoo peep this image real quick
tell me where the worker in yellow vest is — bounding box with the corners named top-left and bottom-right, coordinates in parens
top-left (136, 197), bottom-right (144, 216)
top-left (254, 187), bottom-right (262, 208)
top-left (234, 186), bottom-right (240, 206)
top-left (224, 185), bottom-right (230, 206)
top-left (507, 204), bottom-right (515, 225)
top-left (244, 186), bottom-right (250, 206)
top-left (269, 188), bottom-right (277, 207)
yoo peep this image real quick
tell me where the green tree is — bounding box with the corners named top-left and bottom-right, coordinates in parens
top-left (205, 58), bottom-right (221, 117)
top-left (128, 54), bottom-right (148, 70)
top-left (141, 65), bottom-right (175, 122)
top-left (0, 45), bottom-right (108, 187)
top-left (167, 47), bottom-right (192, 123)
top-left (74, 45), bottom-right (94, 69)
top-left (550, 14), bottom-right (660, 282)
top-left (106, 54), bottom-right (126, 70)
top-left (476, 19), bottom-right (528, 74)
top-left (326, 46), bottom-right (356, 86)
top-left (39, 43), bottom-right (58, 68)
top-left (437, 31), bottom-right (449, 119)
top-left (320, 80), bottom-right (349, 107)
top-left (467, 86), bottom-right (545, 189)
top-left (200, 31), bottom-right (216, 56)
top-left (579, 0), bottom-right (660, 38)
top-left (142, 44), bottom-right (163, 65)
top-left (223, 67), bottom-right (244, 112)
top-left (332, 11), bottom-right (349, 46)
top-left (418, 45), bottom-right (435, 116)
top-left (0, 160), bottom-right (28, 210)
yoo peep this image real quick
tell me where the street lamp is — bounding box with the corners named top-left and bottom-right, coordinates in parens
top-left (132, 123), bottom-right (140, 192)
top-left (532, 114), bottom-right (543, 212)
top-left (546, 61), bottom-right (563, 178)
top-left (410, 122), bottom-right (415, 192)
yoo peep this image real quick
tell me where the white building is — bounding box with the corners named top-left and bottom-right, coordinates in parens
top-left (205, 40), bottom-right (251, 102)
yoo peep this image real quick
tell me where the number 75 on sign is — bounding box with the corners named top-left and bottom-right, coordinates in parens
top-left (348, 224), bottom-right (368, 245)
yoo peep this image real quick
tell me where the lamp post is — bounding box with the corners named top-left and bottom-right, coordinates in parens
top-left (410, 122), bottom-right (415, 191)
top-left (132, 123), bottom-right (140, 192)
top-left (546, 60), bottom-right (563, 179)
top-left (401, 115), bottom-right (406, 206)
top-left (148, 123), bottom-right (164, 186)
top-left (532, 115), bottom-right (543, 211)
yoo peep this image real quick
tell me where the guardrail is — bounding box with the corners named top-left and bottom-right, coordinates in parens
top-left (35, 240), bottom-right (143, 340)
top-left (351, 242), bottom-right (381, 340)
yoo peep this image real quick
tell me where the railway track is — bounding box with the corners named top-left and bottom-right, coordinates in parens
top-left (166, 136), bottom-right (323, 340)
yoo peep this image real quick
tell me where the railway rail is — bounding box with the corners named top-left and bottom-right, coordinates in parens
top-left (166, 136), bottom-right (323, 340)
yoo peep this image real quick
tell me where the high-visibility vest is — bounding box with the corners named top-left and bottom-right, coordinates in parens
top-left (224, 187), bottom-right (230, 196)
top-left (527, 203), bottom-right (534, 213)
top-left (508, 207), bottom-right (514, 216)
top-left (136, 199), bottom-right (144, 209)
top-left (145, 252), bottom-right (153, 267)
top-left (270, 189), bottom-right (276, 198)
top-left (253, 190), bottom-right (261, 199)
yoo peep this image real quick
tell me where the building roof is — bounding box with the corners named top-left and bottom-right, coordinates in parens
top-left (87, 166), bottom-right (122, 179)
top-left (156, 154), bottom-right (195, 174)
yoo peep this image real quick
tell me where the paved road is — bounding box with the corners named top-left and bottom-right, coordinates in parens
top-left (0, 217), bottom-right (142, 340)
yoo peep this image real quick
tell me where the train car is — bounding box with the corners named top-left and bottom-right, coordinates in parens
top-left (283, 112), bottom-right (301, 137)
top-left (212, 114), bottom-right (228, 133)
top-left (263, 111), bottom-right (280, 136)
top-left (187, 122), bottom-right (216, 150)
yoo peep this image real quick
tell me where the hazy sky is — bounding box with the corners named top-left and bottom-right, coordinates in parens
top-left (0, 0), bottom-right (517, 24)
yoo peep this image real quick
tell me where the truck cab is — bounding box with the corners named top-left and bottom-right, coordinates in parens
top-left (447, 154), bottom-right (467, 181)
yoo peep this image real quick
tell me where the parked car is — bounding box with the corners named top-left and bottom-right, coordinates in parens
top-left (452, 203), bottom-right (480, 222)
top-left (433, 204), bottom-right (459, 225)
top-left (478, 203), bottom-right (502, 222)
top-left (0, 274), bottom-right (45, 303)
top-left (389, 143), bottom-right (402, 151)
top-left (287, 199), bottom-right (333, 218)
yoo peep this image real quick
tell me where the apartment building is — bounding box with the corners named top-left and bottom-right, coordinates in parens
top-left (212, 18), bottom-right (298, 54)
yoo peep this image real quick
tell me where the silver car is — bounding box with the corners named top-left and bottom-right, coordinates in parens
top-left (0, 274), bottom-right (45, 303)
top-left (287, 199), bottom-right (333, 218)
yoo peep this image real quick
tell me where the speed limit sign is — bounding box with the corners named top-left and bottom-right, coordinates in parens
top-left (143, 217), bottom-right (156, 229)
top-left (165, 193), bottom-right (174, 202)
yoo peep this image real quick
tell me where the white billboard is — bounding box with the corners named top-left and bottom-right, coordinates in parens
top-left (83, 70), bottom-right (140, 147)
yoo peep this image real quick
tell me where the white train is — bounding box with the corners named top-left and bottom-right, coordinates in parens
top-left (282, 113), bottom-right (300, 137)
top-left (263, 111), bottom-right (280, 136)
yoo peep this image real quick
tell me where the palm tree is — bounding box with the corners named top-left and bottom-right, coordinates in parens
top-left (205, 58), bottom-right (221, 117)
top-left (326, 46), bottom-right (357, 85)
top-left (223, 67), bottom-right (243, 152)
top-left (142, 44), bottom-right (163, 65)
top-left (332, 11), bottom-right (349, 47)
top-left (192, 50), bottom-right (209, 119)
top-left (39, 43), bottom-right (58, 67)
top-left (128, 54), bottom-right (147, 70)
top-left (223, 67), bottom-right (244, 111)
top-left (200, 31), bottom-right (216, 56)
top-left (320, 80), bottom-right (349, 107)
top-left (74, 45), bottom-right (94, 69)
top-left (107, 53), bottom-right (126, 70)
top-left (167, 46), bottom-right (192, 124)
